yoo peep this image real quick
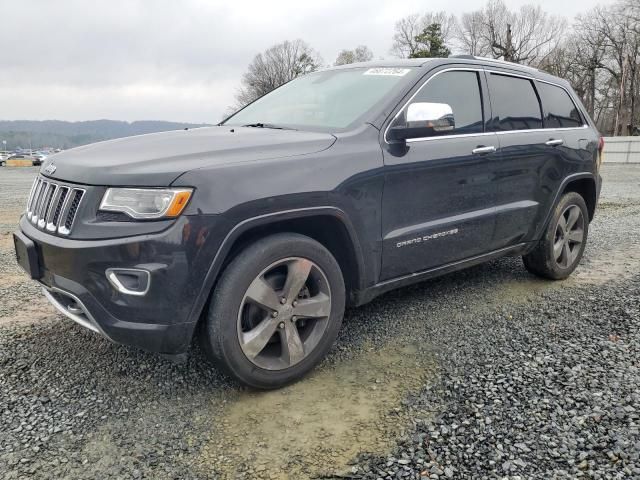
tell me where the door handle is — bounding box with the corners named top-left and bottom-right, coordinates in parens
top-left (472, 146), bottom-right (497, 155)
top-left (545, 139), bottom-right (564, 147)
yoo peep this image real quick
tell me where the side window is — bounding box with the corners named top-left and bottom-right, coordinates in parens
top-left (488, 73), bottom-right (542, 131)
top-left (537, 82), bottom-right (584, 128)
top-left (399, 70), bottom-right (484, 137)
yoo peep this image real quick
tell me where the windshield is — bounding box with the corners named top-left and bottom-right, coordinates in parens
top-left (223, 67), bottom-right (414, 130)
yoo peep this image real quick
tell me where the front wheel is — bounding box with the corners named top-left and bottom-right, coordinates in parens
top-left (523, 191), bottom-right (589, 280)
top-left (201, 233), bottom-right (346, 389)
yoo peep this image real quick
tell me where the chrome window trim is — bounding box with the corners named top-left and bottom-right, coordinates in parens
top-left (485, 69), bottom-right (588, 129)
top-left (484, 68), bottom-right (534, 80)
top-left (533, 78), bottom-right (588, 129)
top-left (384, 64), bottom-right (590, 144)
top-left (494, 126), bottom-right (589, 135)
top-left (406, 131), bottom-right (495, 143)
top-left (383, 67), bottom-right (485, 145)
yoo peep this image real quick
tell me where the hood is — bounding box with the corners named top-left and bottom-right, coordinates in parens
top-left (41, 126), bottom-right (336, 186)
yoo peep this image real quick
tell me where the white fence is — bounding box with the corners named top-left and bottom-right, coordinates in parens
top-left (603, 136), bottom-right (640, 163)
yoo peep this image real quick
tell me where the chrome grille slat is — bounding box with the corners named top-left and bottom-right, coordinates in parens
top-left (27, 179), bottom-right (43, 220)
top-left (30, 179), bottom-right (43, 216)
top-left (36, 182), bottom-right (52, 224)
top-left (25, 178), bottom-right (39, 220)
top-left (59, 189), bottom-right (85, 235)
top-left (24, 176), bottom-right (85, 236)
top-left (47, 186), bottom-right (68, 231)
top-left (49, 187), bottom-right (69, 230)
top-left (31, 181), bottom-right (48, 224)
top-left (38, 184), bottom-right (57, 228)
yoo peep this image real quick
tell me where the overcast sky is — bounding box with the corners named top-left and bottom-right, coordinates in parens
top-left (0, 0), bottom-right (614, 123)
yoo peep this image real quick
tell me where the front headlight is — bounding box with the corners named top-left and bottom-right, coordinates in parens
top-left (99, 187), bottom-right (193, 219)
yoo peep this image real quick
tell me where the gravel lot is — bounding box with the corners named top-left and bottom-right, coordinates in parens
top-left (0, 165), bottom-right (639, 479)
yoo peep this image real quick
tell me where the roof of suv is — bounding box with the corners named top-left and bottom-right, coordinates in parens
top-left (328, 56), bottom-right (568, 87)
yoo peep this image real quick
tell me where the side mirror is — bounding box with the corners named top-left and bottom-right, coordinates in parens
top-left (388, 102), bottom-right (455, 142)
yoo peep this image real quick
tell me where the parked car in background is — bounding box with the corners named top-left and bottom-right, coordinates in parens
top-left (14, 56), bottom-right (602, 389)
top-left (32, 154), bottom-right (47, 166)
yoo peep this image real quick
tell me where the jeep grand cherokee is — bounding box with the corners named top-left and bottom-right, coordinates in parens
top-left (14, 57), bottom-right (602, 388)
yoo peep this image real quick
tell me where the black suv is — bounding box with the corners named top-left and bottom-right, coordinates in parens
top-left (14, 57), bottom-right (602, 388)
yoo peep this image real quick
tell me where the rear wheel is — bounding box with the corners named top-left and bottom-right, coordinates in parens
top-left (201, 233), bottom-right (345, 389)
top-left (523, 191), bottom-right (589, 280)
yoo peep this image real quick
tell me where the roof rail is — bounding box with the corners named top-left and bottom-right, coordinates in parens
top-left (448, 54), bottom-right (539, 72)
top-left (449, 54), bottom-right (475, 60)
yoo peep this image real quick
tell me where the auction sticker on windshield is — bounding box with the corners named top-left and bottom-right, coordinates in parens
top-left (364, 68), bottom-right (411, 76)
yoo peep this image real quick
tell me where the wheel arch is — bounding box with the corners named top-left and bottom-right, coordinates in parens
top-left (187, 207), bottom-right (366, 329)
top-left (562, 176), bottom-right (597, 221)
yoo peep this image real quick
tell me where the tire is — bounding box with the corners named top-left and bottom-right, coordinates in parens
top-left (523, 191), bottom-right (589, 280)
top-left (201, 232), bottom-right (346, 389)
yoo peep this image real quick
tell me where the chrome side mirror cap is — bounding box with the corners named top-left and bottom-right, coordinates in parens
top-left (406, 102), bottom-right (455, 132)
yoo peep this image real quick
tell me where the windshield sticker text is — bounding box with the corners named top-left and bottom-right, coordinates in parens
top-left (364, 68), bottom-right (411, 77)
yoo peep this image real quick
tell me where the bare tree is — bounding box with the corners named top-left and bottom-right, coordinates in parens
top-left (334, 45), bottom-right (374, 65)
top-left (576, 3), bottom-right (640, 135)
top-left (384, 0), bottom-right (640, 135)
top-left (455, 0), bottom-right (565, 65)
top-left (234, 40), bottom-right (322, 108)
top-left (456, 10), bottom-right (492, 57)
top-left (390, 12), bottom-right (457, 58)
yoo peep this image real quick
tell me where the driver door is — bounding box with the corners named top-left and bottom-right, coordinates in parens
top-left (380, 68), bottom-right (500, 280)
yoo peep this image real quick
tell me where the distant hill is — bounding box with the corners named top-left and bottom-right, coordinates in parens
top-left (0, 119), bottom-right (211, 150)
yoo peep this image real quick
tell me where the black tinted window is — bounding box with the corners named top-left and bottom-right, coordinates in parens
top-left (537, 82), bottom-right (583, 128)
top-left (407, 70), bottom-right (484, 136)
top-left (488, 74), bottom-right (542, 131)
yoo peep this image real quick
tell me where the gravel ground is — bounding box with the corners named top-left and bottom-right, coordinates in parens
top-left (0, 165), bottom-right (639, 479)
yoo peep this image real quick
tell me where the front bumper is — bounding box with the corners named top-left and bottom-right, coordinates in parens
top-left (16, 213), bottom-right (228, 354)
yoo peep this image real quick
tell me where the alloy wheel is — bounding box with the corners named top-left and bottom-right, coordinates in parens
top-left (237, 257), bottom-right (332, 370)
top-left (553, 204), bottom-right (585, 269)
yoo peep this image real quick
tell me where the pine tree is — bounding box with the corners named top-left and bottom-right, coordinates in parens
top-left (409, 24), bottom-right (451, 58)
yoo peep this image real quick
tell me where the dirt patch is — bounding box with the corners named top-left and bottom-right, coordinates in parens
top-left (0, 208), bottom-right (23, 233)
top-left (489, 237), bottom-right (640, 307)
top-left (0, 299), bottom-right (52, 325)
top-left (0, 272), bottom-right (29, 288)
top-left (197, 343), bottom-right (435, 479)
top-left (570, 247), bottom-right (640, 285)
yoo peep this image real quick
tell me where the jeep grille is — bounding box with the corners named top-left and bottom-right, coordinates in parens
top-left (25, 177), bottom-right (85, 235)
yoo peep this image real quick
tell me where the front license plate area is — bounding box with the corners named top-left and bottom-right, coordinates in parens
top-left (13, 231), bottom-right (41, 279)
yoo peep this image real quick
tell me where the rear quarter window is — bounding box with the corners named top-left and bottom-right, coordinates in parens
top-left (537, 82), bottom-right (584, 128)
top-left (487, 73), bottom-right (542, 131)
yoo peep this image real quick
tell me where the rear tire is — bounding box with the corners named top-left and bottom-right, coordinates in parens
top-left (201, 232), bottom-right (345, 389)
top-left (523, 191), bottom-right (589, 280)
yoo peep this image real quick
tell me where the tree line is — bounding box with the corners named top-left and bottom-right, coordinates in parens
top-left (233, 0), bottom-right (640, 136)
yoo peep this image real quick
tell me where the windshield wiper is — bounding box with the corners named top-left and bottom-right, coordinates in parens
top-left (242, 122), bottom-right (296, 130)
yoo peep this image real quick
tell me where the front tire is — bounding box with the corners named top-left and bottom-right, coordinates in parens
top-left (523, 191), bottom-right (589, 280)
top-left (201, 233), bottom-right (346, 389)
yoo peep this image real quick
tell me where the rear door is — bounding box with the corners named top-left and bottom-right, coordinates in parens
top-left (380, 67), bottom-right (500, 280)
top-left (486, 70), bottom-right (567, 248)
top-left (535, 80), bottom-right (596, 179)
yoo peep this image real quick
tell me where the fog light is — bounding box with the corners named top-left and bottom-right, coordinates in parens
top-left (106, 268), bottom-right (151, 296)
